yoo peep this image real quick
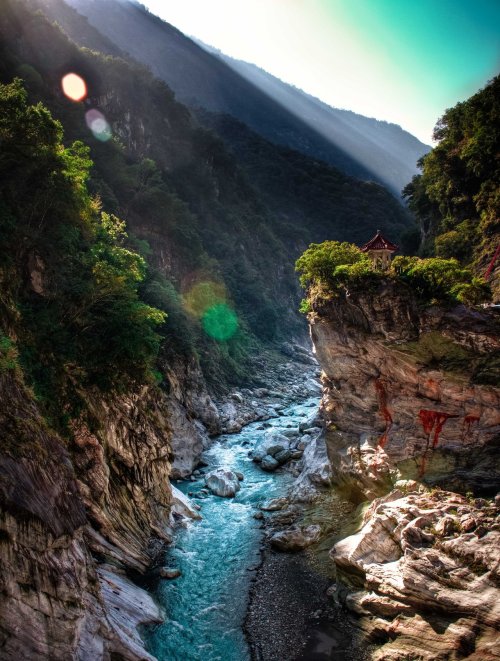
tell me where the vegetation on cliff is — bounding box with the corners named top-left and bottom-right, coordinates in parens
top-left (0, 79), bottom-right (165, 430)
top-left (403, 75), bottom-right (500, 294)
top-left (296, 241), bottom-right (490, 308)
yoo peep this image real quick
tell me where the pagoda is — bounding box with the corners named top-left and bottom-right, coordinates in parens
top-left (360, 230), bottom-right (398, 270)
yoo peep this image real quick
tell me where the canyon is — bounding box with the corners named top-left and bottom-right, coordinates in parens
top-left (0, 1), bottom-right (498, 660)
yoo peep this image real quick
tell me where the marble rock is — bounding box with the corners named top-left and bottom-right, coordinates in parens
top-left (204, 468), bottom-right (241, 497)
top-left (270, 524), bottom-right (321, 552)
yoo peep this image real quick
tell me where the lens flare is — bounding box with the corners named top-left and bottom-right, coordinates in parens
top-left (202, 303), bottom-right (238, 341)
top-left (61, 73), bottom-right (87, 102)
top-left (85, 109), bottom-right (112, 142)
top-left (183, 280), bottom-right (227, 317)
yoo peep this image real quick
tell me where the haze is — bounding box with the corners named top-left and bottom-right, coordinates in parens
top-left (143, 0), bottom-right (500, 143)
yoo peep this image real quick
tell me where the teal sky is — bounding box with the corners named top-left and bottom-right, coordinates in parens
top-left (145, 0), bottom-right (500, 143)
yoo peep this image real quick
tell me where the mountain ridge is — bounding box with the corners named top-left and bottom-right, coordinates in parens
top-left (65, 0), bottom-right (429, 197)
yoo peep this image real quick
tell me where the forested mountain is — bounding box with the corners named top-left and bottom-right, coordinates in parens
top-left (403, 75), bottom-right (500, 298)
top-left (0, 0), bottom-right (411, 391)
top-left (58, 0), bottom-right (429, 197)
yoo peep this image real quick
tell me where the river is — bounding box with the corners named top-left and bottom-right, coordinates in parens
top-left (145, 396), bottom-right (320, 661)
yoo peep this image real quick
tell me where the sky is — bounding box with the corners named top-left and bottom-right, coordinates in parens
top-left (142, 0), bottom-right (500, 144)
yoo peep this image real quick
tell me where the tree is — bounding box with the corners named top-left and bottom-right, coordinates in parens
top-left (295, 241), bottom-right (370, 288)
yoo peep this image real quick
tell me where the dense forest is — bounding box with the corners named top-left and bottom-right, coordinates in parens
top-left (403, 75), bottom-right (500, 297)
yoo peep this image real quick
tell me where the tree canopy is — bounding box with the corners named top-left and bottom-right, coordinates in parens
top-left (402, 75), bottom-right (500, 295)
top-left (0, 79), bottom-right (165, 425)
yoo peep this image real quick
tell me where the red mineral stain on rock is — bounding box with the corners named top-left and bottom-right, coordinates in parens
top-left (375, 379), bottom-right (393, 448)
top-left (462, 414), bottom-right (480, 439)
top-left (418, 410), bottom-right (457, 448)
top-left (418, 409), bottom-right (459, 477)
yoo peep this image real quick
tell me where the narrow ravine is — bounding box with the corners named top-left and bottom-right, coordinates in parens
top-left (145, 397), bottom-right (320, 661)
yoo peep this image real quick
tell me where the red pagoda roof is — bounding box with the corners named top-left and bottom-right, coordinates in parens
top-left (360, 230), bottom-right (398, 252)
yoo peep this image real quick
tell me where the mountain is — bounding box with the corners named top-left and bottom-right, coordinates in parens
top-left (0, 0), bottom-right (412, 386)
top-left (62, 0), bottom-right (429, 197)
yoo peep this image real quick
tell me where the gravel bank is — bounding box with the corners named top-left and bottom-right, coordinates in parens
top-left (244, 548), bottom-right (370, 661)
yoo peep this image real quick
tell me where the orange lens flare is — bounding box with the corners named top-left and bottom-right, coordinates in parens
top-left (61, 73), bottom-right (87, 102)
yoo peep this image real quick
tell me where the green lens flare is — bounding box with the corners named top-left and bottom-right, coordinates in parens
top-left (202, 304), bottom-right (238, 341)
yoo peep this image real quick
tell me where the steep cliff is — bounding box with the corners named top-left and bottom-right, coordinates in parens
top-left (307, 280), bottom-right (500, 659)
top-left (310, 280), bottom-right (500, 501)
top-left (0, 371), bottom-right (172, 660)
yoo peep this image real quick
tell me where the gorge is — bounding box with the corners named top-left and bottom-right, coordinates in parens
top-left (0, 1), bottom-right (499, 660)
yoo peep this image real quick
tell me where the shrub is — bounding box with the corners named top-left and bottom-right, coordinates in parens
top-left (295, 241), bottom-right (371, 288)
top-left (391, 256), bottom-right (490, 304)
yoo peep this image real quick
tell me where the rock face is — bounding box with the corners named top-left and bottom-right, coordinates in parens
top-left (307, 281), bottom-right (500, 659)
top-left (310, 282), bottom-right (500, 500)
top-left (0, 372), bottom-right (173, 660)
top-left (205, 468), bottom-right (241, 497)
top-left (332, 489), bottom-right (500, 660)
top-left (164, 358), bottom-right (220, 479)
top-left (270, 524), bottom-right (321, 552)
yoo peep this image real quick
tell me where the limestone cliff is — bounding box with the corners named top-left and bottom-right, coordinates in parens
top-left (308, 280), bottom-right (500, 660)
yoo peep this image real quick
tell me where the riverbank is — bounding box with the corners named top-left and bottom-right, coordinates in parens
top-left (144, 396), bottom-right (323, 660)
top-left (245, 490), bottom-right (370, 661)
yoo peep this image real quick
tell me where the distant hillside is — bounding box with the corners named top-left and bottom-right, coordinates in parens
top-left (1, 0), bottom-right (412, 387)
top-left (64, 0), bottom-right (429, 197)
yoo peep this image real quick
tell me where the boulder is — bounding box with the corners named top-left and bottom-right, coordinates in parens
top-left (274, 448), bottom-right (292, 464)
top-left (261, 455), bottom-right (279, 471)
top-left (159, 567), bottom-right (181, 580)
top-left (204, 468), bottom-right (241, 497)
top-left (261, 497), bottom-right (288, 512)
top-left (299, 411), bottom-right (322, 433)
top-left (331, 490), bottom-right (500, 660)
top-left (270, 525), bottom-right (321, 551)
top-left (251, 431), bottom-right (290, 462)
top-left (170, 485), bottom-right (202, 520)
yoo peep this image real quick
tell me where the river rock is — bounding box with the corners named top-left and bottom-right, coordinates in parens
top-left (159, 567), bottom-right (181, 579)
top-left (204, 468), bottom-right (241, 497)
top-left (274, 448), bottom-right (292, 464)
top-left (170, 485), bottom-right (202, 520)
top-left (251, 431), bottom-right (290, 462)
top-left (299, 411), bottom-right (322, 433)
top-left (261, 497), bottom-right (288, 511)
top-left (261, 455), bottom-right (279, 471)
top-left (289, 431), bottom-right (333, 502)
top-left (270, 525), bottom-right (321, 551)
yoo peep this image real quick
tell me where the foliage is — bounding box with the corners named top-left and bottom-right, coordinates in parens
top-left (295, 240), bottom-right (489, 309)
top-left (0, 333), bottom-right (18, 372)
top-left (295, 241), bottom-right (372, 288)
top-left (0, 79), bottom-right (165, 425)
top-left (391, 256), bottom-right (489, 304)
top-left (402, 75), bottom-right (500, 292)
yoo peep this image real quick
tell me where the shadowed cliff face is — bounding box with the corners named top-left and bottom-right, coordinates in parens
top-left (0, 371), bottom-right (174, 659)
top-left (309, 280), bottom-right (500, 501)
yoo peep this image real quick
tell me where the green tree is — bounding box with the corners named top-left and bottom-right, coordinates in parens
top-left (402, 75), bottom-right (500, 290)
top-left (0, 79), bottom-right (165, 425)
top-left (295, 241), bottom-right (371, 288)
